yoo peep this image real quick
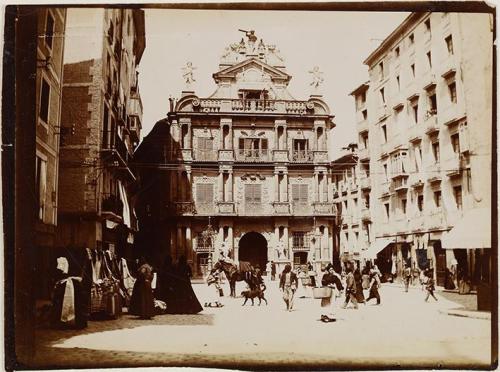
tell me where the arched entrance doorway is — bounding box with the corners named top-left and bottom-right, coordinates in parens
top-left (238, 232), bottom-right (268, 271)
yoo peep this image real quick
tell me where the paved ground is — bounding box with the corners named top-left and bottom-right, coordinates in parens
top-left (30, 280), bottom-right (492, 369)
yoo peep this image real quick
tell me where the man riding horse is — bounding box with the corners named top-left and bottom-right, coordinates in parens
top-left (213, 258), bottom-right (260, 297)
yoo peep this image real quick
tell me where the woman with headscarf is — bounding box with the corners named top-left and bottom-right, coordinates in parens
top-left (279, 264), bottom-right (299, 312)
top-left (129, 257), bottom-right (155, 319)
top-left (354, 266), bottom-right (366, 304)
top-left (168, 255), bottom-right (203, 314)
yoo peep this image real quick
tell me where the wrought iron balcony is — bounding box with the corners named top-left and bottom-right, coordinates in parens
top-left (291, 150), bottom-right (313, 162)
top-left (292, 245), bottom-right (310, 252)
top-left (236, 149), bottom-right (269, 162)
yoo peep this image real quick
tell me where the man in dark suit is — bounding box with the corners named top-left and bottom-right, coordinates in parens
top-left (279, 264), bottom-right (298, 311)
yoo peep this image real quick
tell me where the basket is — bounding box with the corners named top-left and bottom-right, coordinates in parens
top-left (313, 287), bottom-right (332, 299)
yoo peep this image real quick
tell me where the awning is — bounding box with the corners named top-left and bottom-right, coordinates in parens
top-left (442, 207), bottom-right (491, 249)
top-left (362, 238), bottom-right (395, 259)
top-left (118, 181), bottom-right (131, 228)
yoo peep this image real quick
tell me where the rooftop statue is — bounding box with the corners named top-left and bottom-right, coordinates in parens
top-left (309, 66), bottom-right (324, 94)
top-left (182, 61), bottom-right (196, 90)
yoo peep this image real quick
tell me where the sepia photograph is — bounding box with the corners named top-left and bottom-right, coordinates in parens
top-left (2, 2), bottom-right (497, 370)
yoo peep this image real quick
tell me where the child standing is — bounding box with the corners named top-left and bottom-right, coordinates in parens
top-left (424, 270), bottom-right (438, 302)
top-left (205, 268), bottom-right (224, 308)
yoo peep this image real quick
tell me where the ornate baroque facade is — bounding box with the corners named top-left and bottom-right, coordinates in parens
top-left (136, 32), bottom-right (336, 276)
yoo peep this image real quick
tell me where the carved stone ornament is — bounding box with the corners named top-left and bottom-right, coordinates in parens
top-left (306, 101), bottom-right (315, 110)
top-left (192, 98), bottom-right (200, 107)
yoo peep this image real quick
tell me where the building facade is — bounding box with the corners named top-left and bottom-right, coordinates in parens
top-left (331, 146), bottom-right (372, 265)
top-left (57, 9), bottom-right (145, 261)
top-left (136, 32), bottom-right (336, 277)
top-left (350, 12), bottom-right (492, 285)
top-left (34, 8), bottom-right (67, 299)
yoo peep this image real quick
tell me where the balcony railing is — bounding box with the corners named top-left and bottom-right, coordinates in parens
top-left (217, 201), bottom-right (235, 214)
top-left (245, 202), bottom-right (265, 215)
top-left (128, 95), bottom-right (143, 118)
top-left (392, 177), bottom-right (409, 191)
top-left (102, 134), bottom-right (132, 165)
top-left (313, 150), bottom-right (328, 163)
top-left (218, 149), bottom-right (234, 162)
top-left (196, 98), bottom-right (311, 115)
top-left (236, 149), bottom-right (269, 162)
top-left (292, 245), bottom-right (310, 252)
top-left (195, 202), bottom-right (214, 215)
top-left (292, 203), bottom-right (311, 215)
top-left (272, 149), bottom-right (289, 162)
top-left (424, 111), bottom-right (439, 135)
top-left (101, 194), bottom-right (123, 218)
top-left (446, 153), bottom-right (464, 177)
top-left (361, 207), bottom-right (371, 221)
top-left (195, 149), bottom-right (217, 161)
top-left (291, 150), bottom-right (313, 162)
top-left (360, 175), bottom-right (371, 190)
top-left (273, 202), bottom-right (290, 215)
top-left (174, 202), bottom-right (195, 215)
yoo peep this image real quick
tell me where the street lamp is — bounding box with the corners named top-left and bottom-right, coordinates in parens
top-left (200, 216), bottom-right (216, 270)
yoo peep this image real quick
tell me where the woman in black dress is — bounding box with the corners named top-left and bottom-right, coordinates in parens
top-left (129, 258), bottom-right (155, 319)
top-left (353, 267), bottom-right (366, 304)
top-left (167, 255), bottom-right (203, 314)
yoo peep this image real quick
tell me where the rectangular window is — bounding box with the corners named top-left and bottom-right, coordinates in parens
top-left (293, 232), bottom-right (308, 248)
top-left (432, 141), bottom-right (440, 162)
top-left (410, 63), bottom-right (415, 77)
top-left (36, 155), bottom-right (47, 221)
top-left (102, 105), bottom-right (109, 148)
top-left (40, 78), bottom-right (50, 124)
top-left (453, 186), bottom-right (463, 210)
top-left (448, 81), bottom-right (457, 103)
top-left (409, 33), bottom-right (415, 44)
top-left (383, 163), bottom-right (388, 181)
top-left (451, 133), bottom-right (460, 153)
top-left (293, 139), bottom-right (308, 151)
top-left (427, 90), bottom-right (437, 113)
top-left (381, 124), bottom-right (387, 143)
top-left (384, 203), bottom-right (390, 219)
top-left (362, 109), bottom-right (368, 121)
top-left (402, 198), bottom-right (407, 215)
top-left (379, 61), bottom-right (384, 80)
top-left (412, 102), bottom-right (419, 123)
top-left (417, 194), bottom-right (424, 212)
top-left (395, 46), bottom-right (400, 58)
top-left (361, 132), bottom-right (369, 149)
top-left (434, 190), bottom-right (442, 208)
top-left (396, 75), bottom-right (400, 91)
top-left (426, 51), bottom-right (432, 68)
top-left (361, 91), bottom-right (366, 103)
top-left (291, 184), bottom-right (308, 204)
top-left (466, 169), bottom-right (472, 193)
top-left (445, 35), bottom-right (454, 55)
top-left (245, 184), bottom-right (262, 204)
top-left (380, 88), bottom-right (385, 104)
top-left (45, 12), bottom-right (55, 50)
top-left (196, 183), bottom-right (214, 204)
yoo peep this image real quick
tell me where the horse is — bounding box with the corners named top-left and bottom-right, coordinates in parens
top-left (213, 259), bottom-right (257, 297)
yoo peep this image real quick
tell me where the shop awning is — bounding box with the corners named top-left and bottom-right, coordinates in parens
top-left (442, 208), bottom-right (491, 249)
top-left (362, 238), bottom-right (395, 259)
top-left (118, 181), bottom-right (131, 228)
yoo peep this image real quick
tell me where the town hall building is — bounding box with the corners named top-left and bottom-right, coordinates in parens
top-left (135, 31), bottom-right (337, 276)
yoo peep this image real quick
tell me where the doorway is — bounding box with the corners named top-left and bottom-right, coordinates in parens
top-left (238, 232), bottom-right (268, 271)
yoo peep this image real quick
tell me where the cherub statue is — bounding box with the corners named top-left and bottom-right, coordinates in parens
top-left (182, 61), bottom-right (196, 88)
top-left (309, 66), bottom-right (324, 90)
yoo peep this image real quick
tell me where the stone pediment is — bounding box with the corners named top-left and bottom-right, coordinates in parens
top-left (213, 58), bottom-right (291, 84)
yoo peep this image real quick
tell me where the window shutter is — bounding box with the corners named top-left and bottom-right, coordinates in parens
top-left (196, 184), bottom-right (213, 204)
top-left (261, 138), bottom-right (268, 151)
top-left (239, 138), bottom-right (244, 149)
top-left (300, 184), bottom-right (308, 203)
top-left (292, 184), bottom-right (300, 202)
top-left (458, 122), bottom-right (469, 153)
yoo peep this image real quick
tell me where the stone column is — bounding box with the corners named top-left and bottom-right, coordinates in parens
top-left (284, 173), bottom-right (288, 202)
top-left (274, 126), bottom-right (279, 149)
top-left (284, 225), bottom-right (290, 259)
top-left (323, 225), bottom-right (329, 260)
top-left (314, 173), bottom-right (319, 202)
top-left (316, 225), bottom-right (321, 260)
top-left (228, 225), bottom-right (234, 258)
top-left (274, 173), bottom-right (279, 203)
top-left (186, 124), bottom-right (192, 148)
top-left (186, 225), bottom-right (192, 262)
top-left (176, 226), bottom-right (183, 262)
top-left (274, 225), bottom-right (280, 259)
top-left (218, 172), bottom-right (224, 202)
top-left (228, 171), bottom-right (233, 202)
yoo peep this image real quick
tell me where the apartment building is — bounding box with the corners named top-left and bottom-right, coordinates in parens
top-left (331, 146), bottom-right (372, 266)
top-left (34, 8), bottom-right (67, 299)
top-left (57, 9), bottom-right (145, 261)
top-left (351, 12), bottom-right (492, 285)
top-left (135, 32), bottom-right (336, 276)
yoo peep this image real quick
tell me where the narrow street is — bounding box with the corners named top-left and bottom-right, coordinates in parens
top-left (33, 281), bottom-right (491, 369)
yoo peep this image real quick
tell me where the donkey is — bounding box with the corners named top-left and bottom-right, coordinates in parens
top-left (213, 259), bottom-right (257, 297)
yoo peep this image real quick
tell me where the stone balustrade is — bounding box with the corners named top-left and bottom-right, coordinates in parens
top-left (313, 150), bottom-right (328, 163)
top-left (217, 201), bottom-right (235, 214)
top-left (272, 149), bottom-right (289, 162)
top-left (218, 149), bottom-right (234, 162)
top-left (273, 202), bottom-right (290, 215)
top-left (313, 202), bottom-right (334, 215)
top-left (195, 98), bottom-right (311, 114)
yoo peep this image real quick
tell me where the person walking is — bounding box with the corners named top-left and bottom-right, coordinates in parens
top-left (366, 267), bottom-right (381, 305)
top-left (319, 264), bottom-right (344, 322)
top-left (168, 255), bottom-right (203, 314)
top-left (342, 265), bottom-right (359, 309)
top-left (279, 264), bottom-right (298, 312)
top-left (425, 270), bottom-right (438, 302)
top-left (307, 261), bottom-right (317, 287)
top-left (403, 263), bottom-right (412, 292)
top-left (353, 267), bottom-right (366, 304)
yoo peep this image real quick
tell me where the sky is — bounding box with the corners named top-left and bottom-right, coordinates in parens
top-left (138, 9), bottom-right (409, 159)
